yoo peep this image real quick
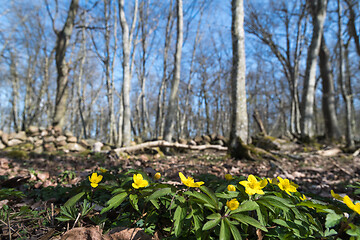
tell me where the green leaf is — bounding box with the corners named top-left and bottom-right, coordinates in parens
top-left (272, 219), bottom-right (308, 237)
top-left (147, 187), bottom-right (171, 201)
top-left (150, 199), bottom-right (160, 209)
top-left (324, 228), bottom-right (337, 237)
top-left (258, 195), bottom-right (293, 212)
top-left (220, 219), bottom-right (231, 240)
top-left (129, 194), bottom-right (139, 212)
top-left (56, 216), bottom-right (73, 222)
top-left (325, 213), bottom-right (343, 228)
top-left (256, 205), bottom-right (267, 226)
top-left (202, 213), bottom-right (221, 231)
top-left (226, 218), bottom-right (242, 240)
top-left (174, 205), bottom-right (187, 237)
top-left (100, 192), bottom-right (128, 214)
top-left (207, 213), bottom-right (222, 220)
top-left (200, 186), bottom-right (220, 209)
top-left (231, 213), bottom-right (268, 232)
top-left (346, 223), bottom-right (360, 237)
top-left (230, 200), bottom-right (259, 214)
top-left (64, 192), bottom-right (85, 207)
top-left (297, 201), bottom-right (330, 213)
top-left (216, 191), bottom-right (239, 199)
top-left (184, 191), bottom-right (217, 210)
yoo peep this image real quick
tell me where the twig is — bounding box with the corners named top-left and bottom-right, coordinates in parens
top-left (7, 209), bottom-right (11, 240)
top-left (0, 219), bottom-right (21, 239)
top-left (51, 203), bottom-right (54, 226)
top-left (72, 213), bottom-right (81, 229)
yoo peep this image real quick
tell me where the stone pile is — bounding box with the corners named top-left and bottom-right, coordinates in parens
top-left (0, 126), bottom-right (92, 153)
top-left (178, 134), bottom-right (227, 146)
top-left (0, 126), bottom-right (228, 154)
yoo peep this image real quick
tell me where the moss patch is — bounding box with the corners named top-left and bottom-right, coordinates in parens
top-left (6, 150), bottom-right (29, 160)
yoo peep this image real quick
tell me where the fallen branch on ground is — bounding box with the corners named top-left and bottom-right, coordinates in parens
top-left (107, 140), bottom-right (228, 155)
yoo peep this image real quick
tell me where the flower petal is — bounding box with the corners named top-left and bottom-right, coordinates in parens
top-left (343, 195), bottom-right (355, 210)
top-left (248, 175), bottom-right (257, 183)
top-left (260, 179), bottom-right (268, 188)
top-left (239, 180), bottom-right (248, 187)
top-left (331, 190), bottom-right (344, 201)
top-left (179, 172), bottom-right (187, 182)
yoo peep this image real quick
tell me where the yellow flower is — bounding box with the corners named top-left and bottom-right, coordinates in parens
top-left (331, 190), bottom-right (344, 201)
top-left (227, 184), bottom-right (236, 192)
top-left (132, 174), bottom-right (149, 189)
top-left (267, 177), bottom-right (279, 185)
top-left (277, 177), bottom-right (298, 196)
top-left (89, 173), bottom-right (103, 188)
top-left (179, 172), bottom-right (204, 188)
top-left (99, 167), bottom-right (108, 173)
top-left (226, 199), bottom-right (239, 211)
top-left (343, 196), bottom-right (360, 215)
top-left (154, 172), bottom-right (161, 180)
top-left (225, 174), bottom-right (234, 180)
top-left (299, 194), bottom-right (307, 201)
top-left (239, 175), bottom-right (267, 195)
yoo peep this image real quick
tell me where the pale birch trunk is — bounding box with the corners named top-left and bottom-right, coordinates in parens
top-left (229, 0), bottom-right (248, 156)
top-left (156, 0), bottom-right (174, 139)
top-left (118, 0), bottom-right (138, 146)
top-left (300, 0), bottom-right (327, 139)
top-left (339, 0), bottom-right (355, 148)
top-left (163, 0), bottom-right (183, 142)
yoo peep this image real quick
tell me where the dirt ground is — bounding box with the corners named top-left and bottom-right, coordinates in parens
top-left (0, 143), bottom-right (360, 239)
top-left (1, 143), bottom-right (359, 198)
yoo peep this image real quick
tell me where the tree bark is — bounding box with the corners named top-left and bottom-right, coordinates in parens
top-left (253, 110), bottom-right (267, 135)
top-left (300, 0), bottom-right (327, 140)
top-left (319, 35), bottom-right (341, 140)
top-left (155, 0), bottom-right (174, 139)
top-left (104, 0), bottom-right (116, 144)
top-left (163, 0), bottom-right (183, 142)
top-left (345, 0), bottom-right (360, 56)
top-left (119, 0), bottom-right (138, 146)
top-left (229, 0), bottom-right (248, 156)
top-left (10, 51), bottom-right (20, 132)
top-left (52, 0), bottom-right (79, 128)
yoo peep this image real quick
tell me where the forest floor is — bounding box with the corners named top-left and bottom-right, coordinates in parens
top-left (0, 142), bottom-right (359, 239)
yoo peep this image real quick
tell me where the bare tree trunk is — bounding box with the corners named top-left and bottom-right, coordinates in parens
top-left (163, 0), bottom-right (183, 142)
top-left (10, 51), bottom-right (20, 132)
top-left (156, 0), bottom-right (174, 139)
top-left (77, 19), bottom-right (87, 139)
top-left (105, 0), bottom-right (116, 144)
top-left (229, 0), bottom-right (248, 158)
top-left (117, 90), bottom-right (124, 147)
top-left (300, 0), bottom-right (327, 140)
top-left (253, 110), bottom-right (267, 135)
top-left (118, 0), bottom-right (138, 146)
top-left (52, 0), bottom-right (79, 128)
top-left (345, 0), bottom-right (360, 56)
top-left (339, 0), bottom-right (355, 148)
top-left (319, 35), bottom-right (341, 140)
top-left (136, 0), bottom-right (153, 140)
top-left (180, 9), bottom-right (202, 138)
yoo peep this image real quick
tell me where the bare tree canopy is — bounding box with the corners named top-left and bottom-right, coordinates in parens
top-left (0, 0), bottom-right (359, 148)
